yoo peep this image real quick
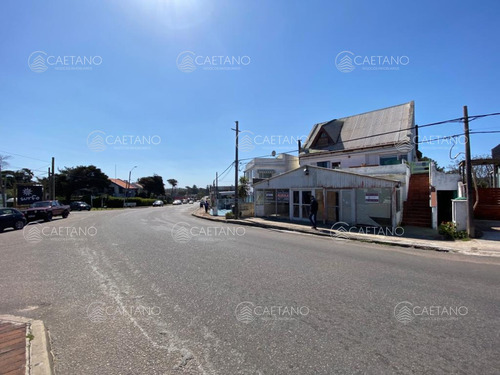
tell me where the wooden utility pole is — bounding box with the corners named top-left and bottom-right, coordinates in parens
top-left (232, 121), bottom-right (240, 217)
top-left (51, 157), bottom-right (55, 200)
top-left (215, 172), bottom-right (218, 205)
top-left (463, 106), bottom-right (475, 238)
top-left (47, 167), bottom-right (51, 200)
top-left (0, 162), bottom-right (4, 207)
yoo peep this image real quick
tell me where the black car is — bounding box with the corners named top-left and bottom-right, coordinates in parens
top-left (70, 201), bottom-right (91, 211)
top-left (0, 208), bottom-right (27, 232)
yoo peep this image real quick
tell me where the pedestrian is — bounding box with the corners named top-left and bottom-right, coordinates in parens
top-left (204, 200), bottom-right (209, 213)
top-left (309, 196), bottom-right (318, 229)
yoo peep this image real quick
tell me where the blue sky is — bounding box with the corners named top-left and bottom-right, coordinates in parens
top-left (1, 0), bottom-right (499, 188)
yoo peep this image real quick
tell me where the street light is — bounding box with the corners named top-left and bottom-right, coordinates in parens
top-left (126, 166), bottom-right (137, 206)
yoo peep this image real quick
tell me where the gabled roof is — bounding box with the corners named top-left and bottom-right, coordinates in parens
top-left (492, 144), bottom-right (500, 159)
top-left (109, 178), bottom-right (140, 190)
top-left (253, 165), bottom-right (399, 189)
top-left (302, 101), bottom-right (414, 155)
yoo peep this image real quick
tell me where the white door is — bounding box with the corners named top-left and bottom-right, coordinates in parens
top-left (291, 190), bottom-right (313, 220)
top-left (340, 189), bottom-right (354, 224)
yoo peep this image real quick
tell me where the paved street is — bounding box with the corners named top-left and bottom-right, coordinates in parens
top-left (0, 205), bottom-right (499, 374)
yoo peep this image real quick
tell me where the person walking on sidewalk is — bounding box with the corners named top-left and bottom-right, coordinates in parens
top-left (309, 196), bottom-right (318, 229)
top-left (204, 200), bottom-right (209, 213)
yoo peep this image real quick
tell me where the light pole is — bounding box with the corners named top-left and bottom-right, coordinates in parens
top-left (126, 166), bottom-right (137, 206)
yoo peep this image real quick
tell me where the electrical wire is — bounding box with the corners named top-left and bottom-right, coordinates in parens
top-left (0, 150), bottom-right (50, 163)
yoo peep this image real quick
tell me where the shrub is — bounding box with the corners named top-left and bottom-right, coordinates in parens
top-left (225, 212), bottom-right (235, 219)
top-left (438, 222), bottom-right (468, 240)
top-left (106, 197), bottom-right (124, 208)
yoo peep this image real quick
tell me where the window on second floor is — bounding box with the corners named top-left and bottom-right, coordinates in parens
top-left (380, 155), bottom-right (399, 165)
top-left (316, 161), bottom-right (328, 168)
top-left (380, 155), bottom-right (408, 166)
top-left (314, 130), bottom-right (335, 148)
top-left (257, 169), bottom-right (275, 179)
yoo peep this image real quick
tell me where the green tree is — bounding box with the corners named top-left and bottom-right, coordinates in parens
top-left (56, 165), bottom-right (109, 201)
top-left (447, 154), bottom-right (495, 187)
top-left (138, 174), bottom-right (166, 198)
top-left (167, 179), bottom-right (178, 198)
top-left (420, 156), bottom-right (444, 172)
top-left (238, 176), bottom-right (250, 199)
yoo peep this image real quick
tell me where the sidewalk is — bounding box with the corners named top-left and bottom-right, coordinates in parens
top-left (0, 315), bottom-right (53, 375)
top-left (192, 209), bottom-right (500, 257)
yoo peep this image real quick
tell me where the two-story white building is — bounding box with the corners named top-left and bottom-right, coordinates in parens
top-left (244, 153), bottom-right (299, 187)
top-left (253, 102), bottom-right (426, 227)
top-left (300, 101), bottom-right (416, 186)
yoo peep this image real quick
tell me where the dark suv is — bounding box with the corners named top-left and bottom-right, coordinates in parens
top-left (70, 201), bottom-right (91, 211)
top-left (0, 208), bottom-right (27, 232)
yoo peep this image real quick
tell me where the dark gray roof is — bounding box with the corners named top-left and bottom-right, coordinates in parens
top-left (492, 144), bottom-right (500, 159)
top-left (302, 101), bottom-right (414, 154)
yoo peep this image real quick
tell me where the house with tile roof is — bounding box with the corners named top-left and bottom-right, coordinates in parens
top-left (108, 178), bottom-right (143, 198)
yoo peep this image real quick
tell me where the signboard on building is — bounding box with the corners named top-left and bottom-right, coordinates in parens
top-left (365, 193), bottom-right (379, 203)
top-left (277, 190), bottom-right (289, 202)
top-left (265, 190), bottom-right (275, 202)
top-left (17, 185), bottom-right (43, 205)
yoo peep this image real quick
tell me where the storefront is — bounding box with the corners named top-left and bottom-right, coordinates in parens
top-left (254, 166), bottom-right (401, 227)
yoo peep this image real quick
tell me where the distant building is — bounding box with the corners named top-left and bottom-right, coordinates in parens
top-left (244, 153), bottom-right (299, 186)
top-left (109, 178), bottom-right (143, 198)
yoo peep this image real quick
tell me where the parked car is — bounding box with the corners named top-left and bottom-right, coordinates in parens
top-left (188, 200), bottom-right (194, 204)
top-left (0, 208), bottom-right (27, 232)
top-left (152, 200), bottom-right (164, 207)
top-left (172, 200), bottom-right (182, 205)
top-left (70, 201), bottom-right (91, 211)
top-left (22, 200), bottom-right (70, 222)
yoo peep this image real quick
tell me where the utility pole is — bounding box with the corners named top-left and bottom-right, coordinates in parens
top-left (51, 157), bottom-right (55, 200)
top-left (463, 106), bottom-right (475, 238)
top-left (232, 121), bottom-right (240, 217)
top-left (47, 167), bottom-right (51, 200)
top-left (0, 162), bottom-right (4, 207)
top-left (215, 171), bottom-right (218, 209)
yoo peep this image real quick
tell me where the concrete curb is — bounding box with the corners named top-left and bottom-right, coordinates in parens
top-left (0, 315), bottom-right (54, 375)
top-left (191, 210), bottom-right (494, 256)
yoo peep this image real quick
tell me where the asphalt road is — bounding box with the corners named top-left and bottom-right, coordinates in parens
top-left (0, 205), bottom-right (499, 374)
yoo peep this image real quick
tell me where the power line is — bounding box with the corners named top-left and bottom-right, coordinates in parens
top-left (301, 112), bottom-right (500, 148)
top-left (417, 130), bottom-right (500, 144)
top-left (222, 112), bottom-right (500, 176)
top-left (0, 150), bottom-right (49, 163)
top-left (218, 163), bottom-right (234, 182)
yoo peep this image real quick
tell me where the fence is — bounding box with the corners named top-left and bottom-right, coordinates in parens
top-left (474, 188), bottom-right (500, 220)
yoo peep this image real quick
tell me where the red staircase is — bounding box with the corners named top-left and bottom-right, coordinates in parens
top-left (402, 174), bottom-right (432, 227)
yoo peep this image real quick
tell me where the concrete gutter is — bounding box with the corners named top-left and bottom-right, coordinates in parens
top-left (0, 315), bottom-right (54, 375)
top-left (191, 210), bottom-right (498, 257)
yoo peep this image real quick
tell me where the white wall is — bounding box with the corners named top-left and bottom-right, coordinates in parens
top-left (429, 163), bottom-right (460, 191)
top-left (300, 145), bottom-right (410, 169)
